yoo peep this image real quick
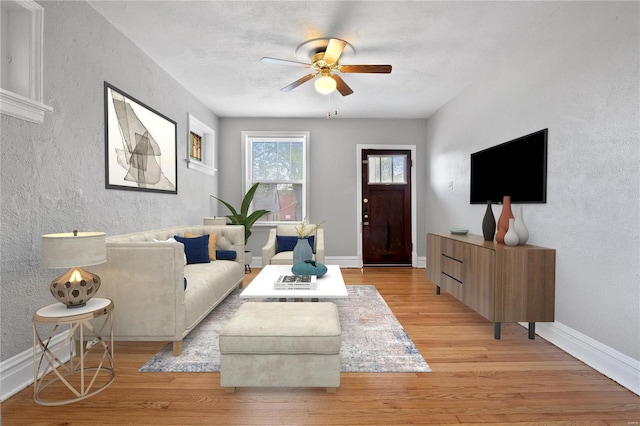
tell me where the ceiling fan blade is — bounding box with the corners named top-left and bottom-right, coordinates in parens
top-left (339, 64), bottom-right (392, 74)
top-left (261, 57), bottom-right (311, 67)
top-left (322, 38), bottom-right (347, 64)
top-left (332, 74), bottom-right (353, 96)
top-left (281, 73), bottom-right (316, 92)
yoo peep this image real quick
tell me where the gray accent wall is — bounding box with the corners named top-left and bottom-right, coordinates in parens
top-left (218, 118), bottom-right (428, 257)
top-left (1, 1), bottom-right (219, 360)
top-left (424, 1), bottom-right (639, 360)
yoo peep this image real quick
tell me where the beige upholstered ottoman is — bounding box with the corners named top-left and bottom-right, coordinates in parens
top-left (219, 302), bottom-right (341, 393)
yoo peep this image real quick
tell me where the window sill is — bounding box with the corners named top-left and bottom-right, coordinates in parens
top-left (0, 89), bottom-right (53, 124)
top-left (186, 158), bottom-right (216, 176)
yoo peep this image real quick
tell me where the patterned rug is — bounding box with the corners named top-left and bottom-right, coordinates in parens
top-left (139, 285), bottom-right (431, 373)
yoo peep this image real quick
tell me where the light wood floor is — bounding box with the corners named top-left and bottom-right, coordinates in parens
top-left (2, 268), bottom-right (639, 425)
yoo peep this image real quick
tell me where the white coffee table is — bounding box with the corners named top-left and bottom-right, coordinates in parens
top-left (240, 264), bottom-right (348, 300)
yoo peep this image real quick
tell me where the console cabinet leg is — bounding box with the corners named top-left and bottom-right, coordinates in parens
top-left (494, 322), bottom-right (501, 340)
top-left (435, 285), bottom-right (441, 295)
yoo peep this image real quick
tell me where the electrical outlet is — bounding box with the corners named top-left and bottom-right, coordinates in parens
top-left (448, 180), bottom-right (454, 191)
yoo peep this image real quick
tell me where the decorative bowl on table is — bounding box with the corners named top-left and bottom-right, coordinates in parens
top-left (449, 227), bottom-right (469, 235)
top-left (292, 260), bottom-right (328, 277)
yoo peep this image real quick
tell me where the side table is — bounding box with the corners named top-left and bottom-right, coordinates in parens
top-left (32, 297), bottom-right (115, 406)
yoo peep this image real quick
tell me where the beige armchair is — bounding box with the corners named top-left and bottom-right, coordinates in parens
top-left (261, 224), bottom-right (325, 266)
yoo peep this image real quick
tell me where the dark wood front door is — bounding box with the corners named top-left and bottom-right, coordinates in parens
top-left (362, 149), bottom-right (412, 265)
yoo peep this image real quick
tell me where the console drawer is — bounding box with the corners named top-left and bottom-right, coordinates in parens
top-left (441, 253), bottom-right (463, 283)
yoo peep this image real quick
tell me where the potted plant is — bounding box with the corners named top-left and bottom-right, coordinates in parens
top-left (211, 182), bottom-right (270, 246)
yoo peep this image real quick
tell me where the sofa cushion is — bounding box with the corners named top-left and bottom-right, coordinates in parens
top-left (183, 260), bottom-right (244, 330)
top-left (219, 302), bottom-right (341, 354)
top-left (174, 235), bottom-right (211, 264)
top-left (185, 231), bottom-right (217, 260)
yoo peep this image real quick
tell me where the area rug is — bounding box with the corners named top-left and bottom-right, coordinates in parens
top-left (139, 285), bottom-right (431, 373)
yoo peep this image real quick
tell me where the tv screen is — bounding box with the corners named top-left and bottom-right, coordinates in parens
top-left (470, 129), bottom-right (548, 204)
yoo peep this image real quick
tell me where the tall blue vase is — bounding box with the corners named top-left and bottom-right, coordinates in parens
top-left (293, 237), bottom-right (313, 265)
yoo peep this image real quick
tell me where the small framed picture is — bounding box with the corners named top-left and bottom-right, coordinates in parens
top-left (189, 131), bottom-right (202, 162)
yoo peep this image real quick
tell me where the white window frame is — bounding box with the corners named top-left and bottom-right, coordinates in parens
top-left (186, 113), bottom-right (216, 176)
top-left (242, 130), bottom-right (310, 226)
top-left (0, 0), bottom-right (53, 123)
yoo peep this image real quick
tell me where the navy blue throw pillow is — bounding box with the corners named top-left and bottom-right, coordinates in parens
top-left (276, 235), bottom-right (315, 254)
top-left (276, 235), bottom-right (298, 253)
top-left (216, 250), bottom-right (237, 261)
top-left (174, 235), bottom-right (210, 264)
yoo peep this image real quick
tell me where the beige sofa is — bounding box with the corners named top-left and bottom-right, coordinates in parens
top-left (91, 225), bottom-right (245, 356)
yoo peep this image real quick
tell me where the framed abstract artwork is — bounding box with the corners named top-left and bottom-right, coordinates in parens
top-left (104, 82), bottom-right (178, 194)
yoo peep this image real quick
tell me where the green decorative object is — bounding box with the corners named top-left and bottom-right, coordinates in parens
top-left (211, 183), bottom-right (270, 245)
top-left (292, 260), bottom-right (328, 277)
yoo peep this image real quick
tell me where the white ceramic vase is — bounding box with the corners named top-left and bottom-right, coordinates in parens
top-left (513, 206), bottom-right (529, 245)
top-left (504, 218), bottom-right (520, 246)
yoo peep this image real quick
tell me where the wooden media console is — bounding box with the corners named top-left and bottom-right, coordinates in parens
top-left (427, 232), bottom-right (555, 339)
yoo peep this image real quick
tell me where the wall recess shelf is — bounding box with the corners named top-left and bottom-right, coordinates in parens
top-left (186, 113), bottom-right (216, 176)
top-left (0, 0), bottom-right (53, 123)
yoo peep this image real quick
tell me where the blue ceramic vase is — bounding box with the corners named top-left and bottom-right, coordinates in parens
top-left (293, 237), bottom-right (313, 265)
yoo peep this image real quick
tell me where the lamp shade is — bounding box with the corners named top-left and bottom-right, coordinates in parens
top-left (42, 231), bottom-right (107, 268)
top-left (315, 75), bottom-right (337, 95)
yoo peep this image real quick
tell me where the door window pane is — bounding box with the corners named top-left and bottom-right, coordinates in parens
top-left (368, 155), bottom-right (407, 184)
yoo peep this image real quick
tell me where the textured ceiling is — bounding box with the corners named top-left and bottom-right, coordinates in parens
top-left (88, 1), bottom-right (562, 119)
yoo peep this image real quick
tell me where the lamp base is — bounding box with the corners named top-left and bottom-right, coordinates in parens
top-left (50, 267), bottom-right (101, 309)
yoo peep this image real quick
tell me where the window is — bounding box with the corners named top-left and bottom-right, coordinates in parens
top-left (243, 131), bottom-right (309, 224)
top-left (368, 154), bottom-right (407, 184)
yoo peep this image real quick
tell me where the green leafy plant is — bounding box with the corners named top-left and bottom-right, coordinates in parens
top-left (211, 183), bottom-right (270, 245)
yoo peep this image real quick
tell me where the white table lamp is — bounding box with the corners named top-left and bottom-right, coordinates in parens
top-left (42, 230), bottom-right (107, 308)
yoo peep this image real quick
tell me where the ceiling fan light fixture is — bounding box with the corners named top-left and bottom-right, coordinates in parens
top-left (315, 74), bottom-right (336, 95)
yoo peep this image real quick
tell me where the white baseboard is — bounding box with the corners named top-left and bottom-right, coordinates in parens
top-left (521, 321), bottom-right (640, 395)
top-left (249, 256), bottom-right (363, 269)
top-left (250, 256), bottom-right (427, 269)
top-left (0, 330), bottom-right (71, 402)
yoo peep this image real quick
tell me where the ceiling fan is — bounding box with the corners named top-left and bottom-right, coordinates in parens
top-left (261, 38), bottom-right (392, 96)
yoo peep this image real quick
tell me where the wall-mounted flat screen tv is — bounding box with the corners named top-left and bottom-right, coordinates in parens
top-left (470, 129), bottom-right (548, 204)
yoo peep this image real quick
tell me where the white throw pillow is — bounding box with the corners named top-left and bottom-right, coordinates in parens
top-left (153, 237), bottom-right (187, 265)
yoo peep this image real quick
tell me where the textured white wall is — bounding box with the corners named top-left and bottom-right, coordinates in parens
top-left (424, 2), bottom-right (639, 359)
top-left (0, 1), bottom-right (219, 360)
